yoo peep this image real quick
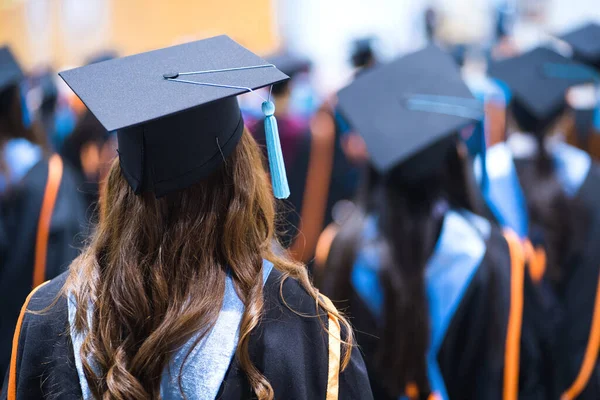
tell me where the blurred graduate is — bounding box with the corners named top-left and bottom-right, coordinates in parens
top-left (306, 37), bottom-right (377, 263)
top-left (318, 45), bottom-right (546, 399)
top-left (0, 47), bottom-right (87, 379)
top-left (485, 46), bottom-right (600, 399)
top-left (559, 22), bottom-right (600, 159)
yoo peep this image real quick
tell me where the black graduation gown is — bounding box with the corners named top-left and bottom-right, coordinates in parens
top-left (1, 268), bottom-right (373, 400)
top-left (323, 220), bottom-right (548, 400)
top-left (514, 158), bottom-right (600, 399)
top-left (0, 156), bottom-right (87, 380)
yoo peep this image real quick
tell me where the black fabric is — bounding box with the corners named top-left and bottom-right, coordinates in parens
top-left (325, 223), bottom-right (548, 399)
top-left (511, 157), bottom-right (600, 398)
top-left (436, 226), bottom-right (510, 400)
top-left (219, 268), bottom-right (372, 399)
top-left (116, 99), bottom-right (245, 197)
top-left (554, 165), bottom-right (600, 398)
top-left (0, 157), bottom-right (87, 380)
top-left (439, 226), bottom-right (552, 400)
top-left (2, 269), bottom-right (373, 399)
top-left (1, 274), bottom-right (81, 400)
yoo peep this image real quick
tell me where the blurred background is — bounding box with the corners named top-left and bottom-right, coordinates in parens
top-left (2, 0), bottom-right (600, 262)
top-left (2, 0), bottom-right (600, 96)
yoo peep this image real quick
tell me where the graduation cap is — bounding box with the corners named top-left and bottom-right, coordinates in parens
top-left (488, 47), bottom-right (597, 134)
top-left (0, 46), bottom-right (23, 93)
top-left (59, 35), bottom-right (290, 198)
top-left (337, 44), bottom-right (483, 180)
top-left (560, 22), bottom-right (600, 69)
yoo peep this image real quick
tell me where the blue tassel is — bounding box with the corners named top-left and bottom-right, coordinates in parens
top-left (262, 101), bottom-right (290, 199)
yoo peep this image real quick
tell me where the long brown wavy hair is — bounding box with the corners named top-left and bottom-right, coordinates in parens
top-left (64, 129), bottom-right (352, 399)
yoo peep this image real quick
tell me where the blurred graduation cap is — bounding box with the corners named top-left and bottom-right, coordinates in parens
top-left (267, 52), bottom-right (310, 95)
top-left (337, 44), bottom-right (483, 180)
top-left (560, 22), bottom-right (600, 70)
top-left (85, 50), bottom-right (119, 66)
top-left (351, 37), bottom-right (377, 69)
top-left (0, 47), bottom-right (24, 93)
top-left (59, 35), bottom-right (289, 198)
top-left (488, 47), bottom-right (597, 134)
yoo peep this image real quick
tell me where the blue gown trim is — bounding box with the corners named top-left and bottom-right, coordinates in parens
top-left (480, 142), bottom-right (529, 238)
top-left (68, 260), bottom-right (274, 399)
top-left (351, 210), bottom-right (488, 399)
top-left (0, 138), bottom-right (42, 193)
top-left (551, 141), bottom-right (591, 198)
top-left (483, 140), bottom-right (591, 239)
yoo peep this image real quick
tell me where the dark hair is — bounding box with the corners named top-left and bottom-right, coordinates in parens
top-left (0, 84), bottom-right (37, 178)
top-left (0, 85), bottom-right (25, 140)
top-left (509, 101), bottom-right (588, 285)
top-left (270, 81), bottom-right (290, 97)
top-left (323, 135), bottom-right (488, 396)
top-left (0, 83), bottom-right (46, 151)
top-left (351, 39), bottom-right (376, 70)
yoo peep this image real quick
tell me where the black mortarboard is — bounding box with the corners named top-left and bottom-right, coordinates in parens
top-left (560, 22), bottom-right (600, 69)
top-left (59, 35), bottom-right (289, 197)
top-left (488, 47), bottom-right (597, 133)
top-left (337, 44), bottom-right (482, 178)
top-left (0, 46), bottom-right (23, 92)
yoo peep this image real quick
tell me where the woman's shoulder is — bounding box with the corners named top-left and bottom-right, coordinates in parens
top-left (262, 267), bottom-right (328, 320)
top-left (6, 272), bottom-right (81, 400)
top-left (256, 266), bottom-right (335, 358)
top-left (17, 272), bottom-right (71, 341)
top-left (25, 271), bottom-right (69, 312)
top-left (221, 266), bottom-right (372, 399)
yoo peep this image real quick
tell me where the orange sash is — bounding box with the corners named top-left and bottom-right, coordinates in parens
top-left (32, 155), bottom-right (63, 288)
